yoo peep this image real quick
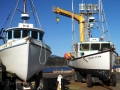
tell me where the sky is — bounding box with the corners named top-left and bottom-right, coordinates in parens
top-left (0, 0), bottom-right (120, 57)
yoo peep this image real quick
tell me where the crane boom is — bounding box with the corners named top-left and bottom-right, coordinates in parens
top-left (53, 6), bottom-right (85, 42)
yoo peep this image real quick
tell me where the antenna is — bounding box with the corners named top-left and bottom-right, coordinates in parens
top-left (82, 0), bottom-right (84, 4)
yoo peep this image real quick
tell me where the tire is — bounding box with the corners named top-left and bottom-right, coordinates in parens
top-left (110, 74), bottom-right (116, 86)
top-left (86, 74), bottom-right (93, 87)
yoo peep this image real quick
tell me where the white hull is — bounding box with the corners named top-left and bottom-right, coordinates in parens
top-left (68, 50), bottom-right (117, 70)
top-left (0, 37), bottom-right (51, 81)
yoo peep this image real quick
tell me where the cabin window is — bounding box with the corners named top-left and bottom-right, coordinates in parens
top-left (80, 44), bottom-right (89, 51)
top-left (8, 31), bottom-right (12, 39)
top-left (23, 30), bottom-right (29, 37)
top-left (14, 30), bottom-right (21, 38)
top-left (32, 31), bottom-right (37, 39)
top-left (91, 43), bottom-right (100, 50)
top-left (39, 32), bottom-right (43, 41)
top-left (101, 43), bottom-right (110, 50)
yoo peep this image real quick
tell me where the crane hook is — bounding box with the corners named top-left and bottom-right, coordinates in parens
top-left (56, 14), bottom-right (59, 24)
top-left (56, 17), bottom-right (59, 24)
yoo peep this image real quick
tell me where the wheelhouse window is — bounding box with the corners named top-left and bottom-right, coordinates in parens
top-left (8, 31), bottom-right (12, 39)
top-left (39, 32), bottom-right (43, 41)
top-left (101, 43), bottom-right (110, 50)
top-left (23, 30), bottom-right (29, 37)
top-left (80, 43), bottom-right (89, 51)
top-left (14, 30), bottom-right (21, 38)
top-left (32, 31), bottom-right (37, 39)
top-left (91, 43), bottom-right (100, 50)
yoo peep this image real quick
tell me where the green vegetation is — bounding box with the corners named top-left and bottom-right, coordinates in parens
top-left (45, 57), bottom-right (67, 66)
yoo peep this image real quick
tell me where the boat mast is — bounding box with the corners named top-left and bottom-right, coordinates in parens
top-left (72, 0), bottom-right (75, 53)
top-left (71, 0), bottom-right (77, 57)
top-left (23, 0), bottom-right (27, 23)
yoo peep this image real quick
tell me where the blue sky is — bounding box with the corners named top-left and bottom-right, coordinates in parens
top-left (0, 0), bottom-right (120, 57)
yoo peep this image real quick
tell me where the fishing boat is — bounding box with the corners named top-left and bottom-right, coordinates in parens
top-left (53, 0), bottom-right (118, 87)
top-left (0, 0), bottom-right (51, 89)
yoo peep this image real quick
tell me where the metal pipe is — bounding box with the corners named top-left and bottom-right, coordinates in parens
top-left (23, 0), bottom-right (26, 13)
top-left (23, 0), bottom-right (26, 23)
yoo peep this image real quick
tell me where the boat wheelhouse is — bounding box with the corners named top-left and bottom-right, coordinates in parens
top-left (76, 38), bottom-right (111, 57)
top-left (6, 23), bottom-right (44, 43)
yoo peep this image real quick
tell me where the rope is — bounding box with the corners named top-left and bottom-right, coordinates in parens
top-left (99, 0), bottom-right (111, 41)
top-left (8, 0), bottom-right (20, 28)
top-left (95, 23), bottom-right (110, 41)
top-left (29, 0), bottom-right (38, 28)
top-left (30, 0), bottom-right (42, 29)
top-left (39, 41), bottom-right (46, 64)
top-left (101, 2), bottom-right (111, 41)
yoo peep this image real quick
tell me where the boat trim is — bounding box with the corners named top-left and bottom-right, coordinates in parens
top-left (71, 50), bottom-right (117, 61)
top-left (6, 27), bottom-right (44, 34)
top-left (0, 42), bottom-right (51, 53)
top-left (0, 42), bottom-right (27, 51)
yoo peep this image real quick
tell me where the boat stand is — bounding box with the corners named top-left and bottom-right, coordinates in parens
top-left (86, 73), bottom-right (116, 89)
top-left (74, 70), bottom-right (86, 82)
top-left (99, 80), bottom-right (113, 90)
top-left (1, 63), bottom-right (16, 90)
top-left (1, 65), bottom-right (48, 90)
top-left (74, 70), bottom-right (116, 89)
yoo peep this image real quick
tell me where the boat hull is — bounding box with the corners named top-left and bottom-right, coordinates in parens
top-left (0, 38), bottom-right (51, 82)
top-left (67, 50), bottom-right (117, 80)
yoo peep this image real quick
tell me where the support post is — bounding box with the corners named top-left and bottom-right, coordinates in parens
top-left (57, 75), bottom-right (63, 90)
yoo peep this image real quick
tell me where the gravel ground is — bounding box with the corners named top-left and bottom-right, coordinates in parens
top-left (0, 71), bottom-right (120, 90)
top-left (43, 72), bottom-right (120, 90)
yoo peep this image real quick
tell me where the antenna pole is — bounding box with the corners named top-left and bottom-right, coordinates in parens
top-left (72, 0), bottom-right (74, 51)
top-left (23, 0), bottom-right (27, 23)
top-left (72, 0), bottom-right (76, 57)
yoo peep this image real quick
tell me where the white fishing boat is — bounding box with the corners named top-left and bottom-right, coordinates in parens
top-left (53, 0), bottom-right (118, 87)
top-left (0, 0), bottom-right (51, 89)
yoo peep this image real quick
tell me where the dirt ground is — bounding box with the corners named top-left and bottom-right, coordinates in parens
top-left (0, 71), bottom-right (120, 90)
top-left (43, 72), bottom-right (120, 90)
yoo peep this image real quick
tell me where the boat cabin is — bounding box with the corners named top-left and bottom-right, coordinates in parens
top-left (75, 38), bottom-right (112, 57)
top-left (78, 42), bottom-right (110, 51)
top-left (6, 24), bottom-right (44, 43)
